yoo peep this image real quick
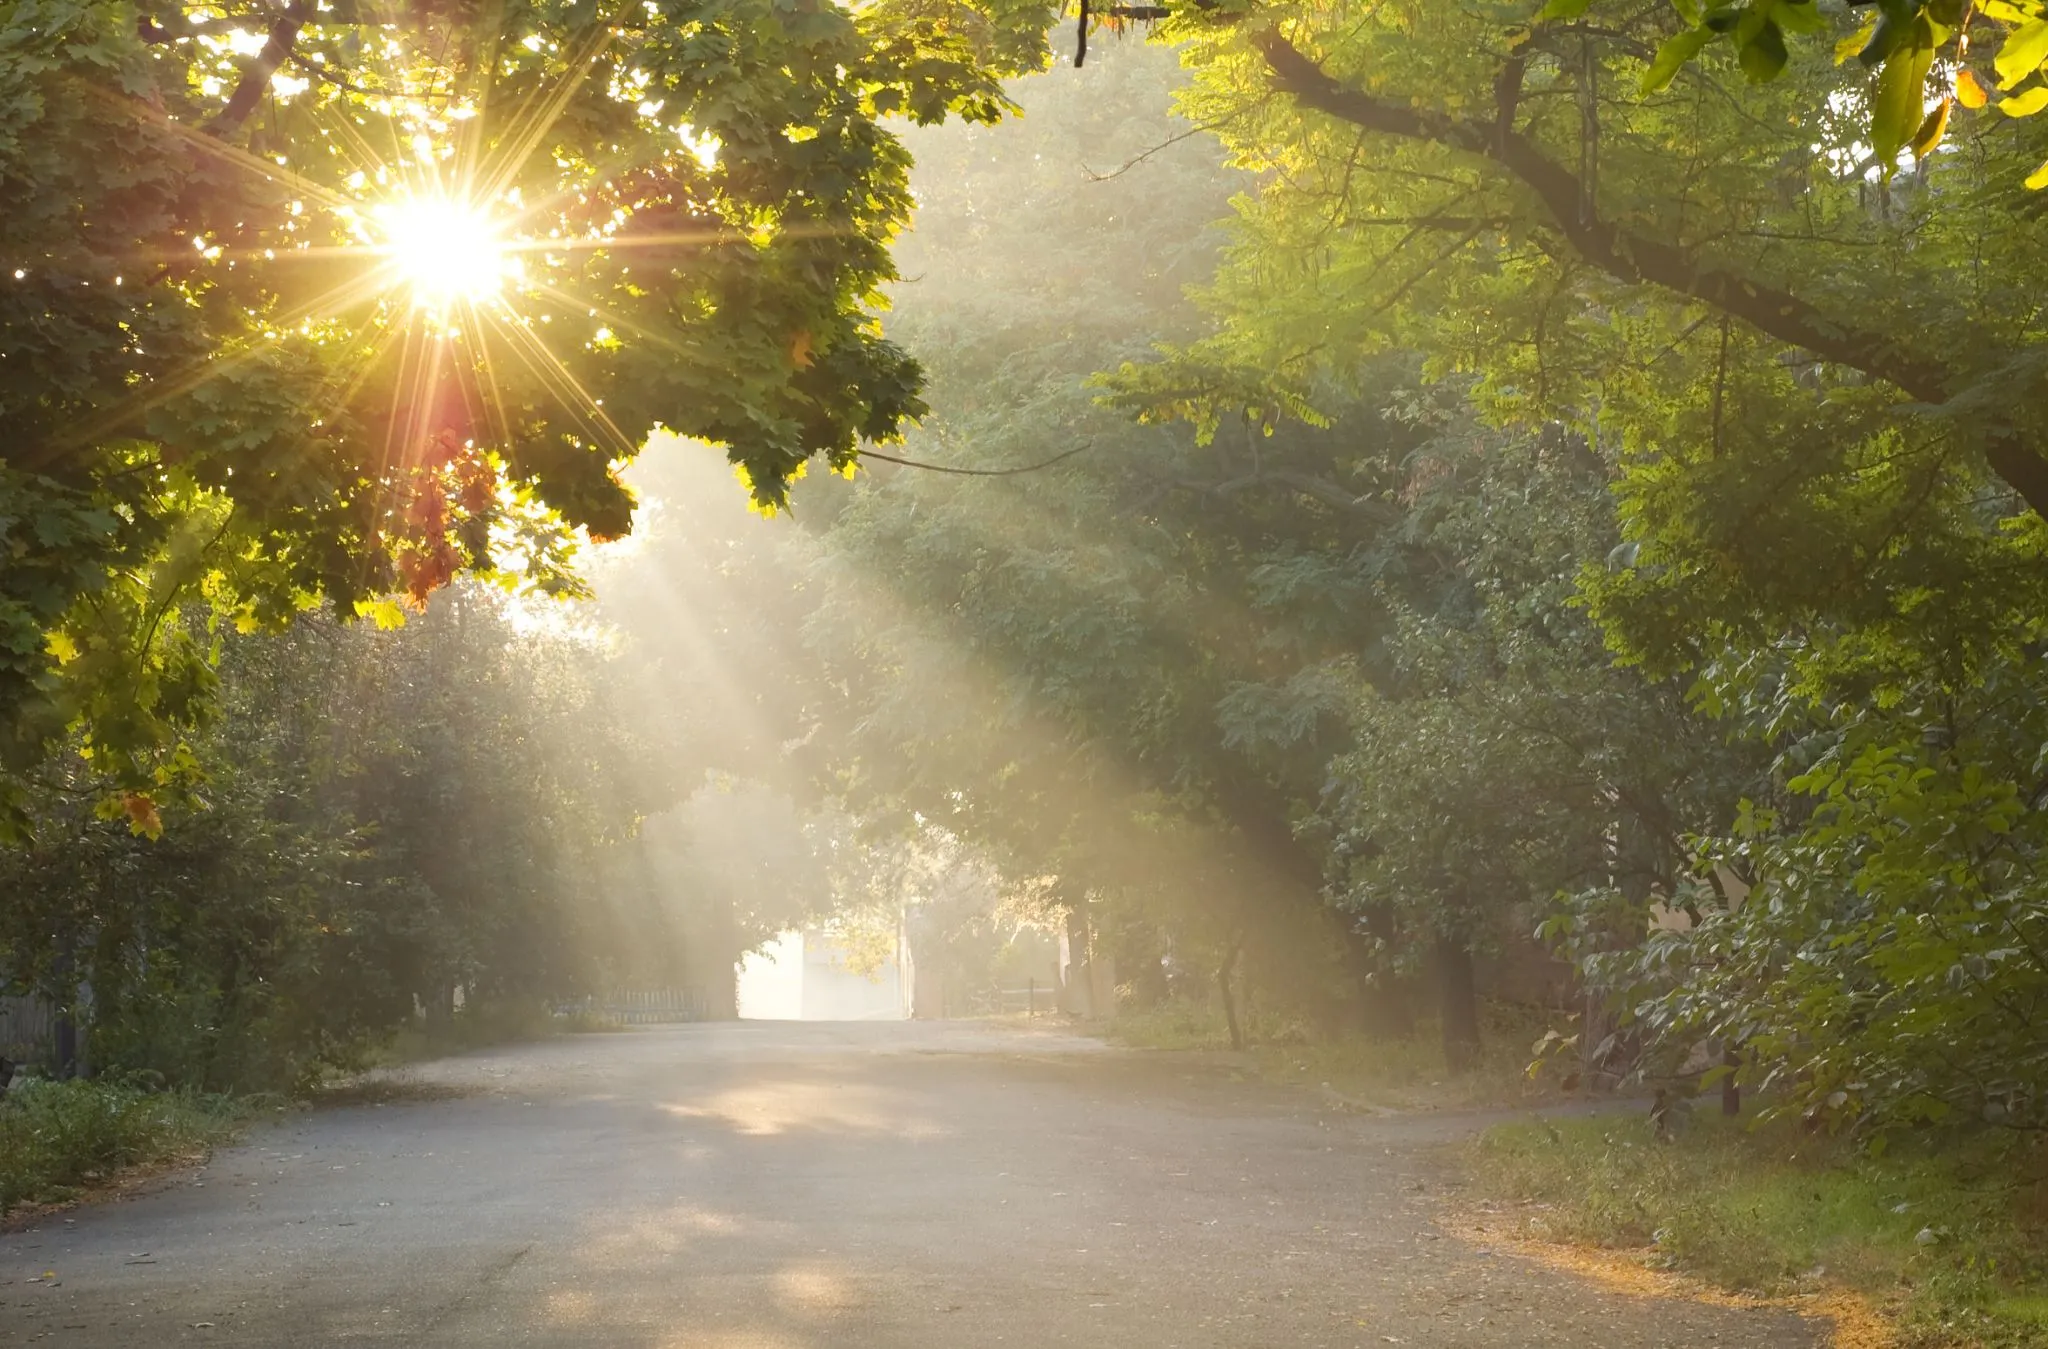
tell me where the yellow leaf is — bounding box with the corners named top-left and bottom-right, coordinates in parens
top-left (1913, 96), bottom-right (1952, 155)
top-left (45, 631), bottom-right (78, 664)
top-left (354, 597), bottom-right (409, 630)
top-left (1996, 16), bottom-right (2048, 88)
top-left (2001, 83), bottom-right (2048, 114)
top-left (1956, 67), bottom-right (1989, 107)
top-left (1836, 13), bottom-right (1878, 64)
top-left (2028, 157), bottom-right (2048, 189)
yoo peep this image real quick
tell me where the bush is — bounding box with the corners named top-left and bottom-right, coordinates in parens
top-left (365, 998), bottom-right (563, 1068)
top-left (0, 1077), bottom-right (254, 1214)
top-left (1110, 996), bottom-right (1561, 1109)
top-left (1466, 1112), bottom-right (2048, 1345)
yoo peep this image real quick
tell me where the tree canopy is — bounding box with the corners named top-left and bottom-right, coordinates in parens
top-left (0, 0), bottom-right (1053, 828)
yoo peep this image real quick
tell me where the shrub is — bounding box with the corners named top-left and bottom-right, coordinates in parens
top-left (0, 1077), bottom-right (253, 1213)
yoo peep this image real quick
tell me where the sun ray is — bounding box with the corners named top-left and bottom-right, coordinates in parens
top-left (463, 303), bottom-right (518, 460)
top-left (524, 282), bottom-right (700, 364)
top-left (482, 297), bottom-right (638, 459)
top-left (81, 78), bottom-right (359, 215)
top-left (455, 0), bottom-right (512, 199)
top-left (310, 97), bottom-right (404, 196)
top-left (496, 220), bottom-right (856, 257)
top-left (474, 19), bottom-right (618, 210)
top-left (39, 264), bottom-right (407, 465)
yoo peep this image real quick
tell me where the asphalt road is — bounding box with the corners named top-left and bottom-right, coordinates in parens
top-left (2, 1020), bottom-right (1819, 1347)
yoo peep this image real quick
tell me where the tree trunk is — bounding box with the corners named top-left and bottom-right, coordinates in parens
top-left (50, 941), bottom-right (79, 1079)
top-left (1436, 935), bottom-right (1481, 1071)
top-left (53, 1012), bottom-right (77, 1080)
top-left (1217, 939), bottom-right (1245, 1052)
top-left (1062, 902), bottom-right (1092, 1016)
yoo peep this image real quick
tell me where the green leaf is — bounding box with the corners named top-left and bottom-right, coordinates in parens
top-left (1539, 0), bottom-right (1595, 19)
top-left (1777, 0), bottom-right (1826, 35)
top-left (1996, 17), bottom-right (2048, 89)
top-left (1739, 18), bottom-right (1789, 81)
top-left (1870, 26), bottom-right (1937, 167)
top-left (1642, 26), bottom-right (1716, 93)
top-left (1999, 83), bottom-right (2048, 114)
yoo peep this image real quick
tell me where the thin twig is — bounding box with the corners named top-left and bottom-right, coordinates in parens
top-left (855, 444), bottom-right (1096, 477)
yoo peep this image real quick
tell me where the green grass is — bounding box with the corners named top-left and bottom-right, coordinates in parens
top-left (1108, 998), bottom-right (1565, 1111)
top-left (1464, 1111), bottom-right (2048, 1347)
top-left (365, 999), bottom-right (575, 1068)
top-left (0, 1076), bottom-right (258, 1216)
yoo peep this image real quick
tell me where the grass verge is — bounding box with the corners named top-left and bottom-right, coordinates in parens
top-left (1462, 1111), bottom-right (2048, 1347)
top-left (364, 998), bottom-right (628, 1070)
top-left (0, 1076), bottom-right (258, 1218)
top-left (1107, 998), bottom-right (1567, 1111)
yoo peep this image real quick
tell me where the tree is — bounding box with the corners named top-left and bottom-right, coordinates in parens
top-left (1313, 422), bottom-right (1759, 1069)
top-left (1551, 0), bottom-right (2048, 185)
top-left (1108, 0), bottom-right (2048, 1114)
top-left (776, 39), bottom-right (1751, 1062)
top-left (1116, 0), bottom-right (2048, 695)
top-left (0, 584), bottom-right (667, 1088)
top-left (0, 0), bottom-right (1054, 826)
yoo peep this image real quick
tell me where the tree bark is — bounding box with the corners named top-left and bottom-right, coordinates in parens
top-left (1255, 33), bottom-right (2048, 520)
top-left (1062, 901), bottom-right (1092, 1017)
top-left (1217, 938), bottom-right (1245, 1051)
top-left (1436, 934), bottom-right (1481, 1072)
top-left (208, 2), bottom-right (314, 135)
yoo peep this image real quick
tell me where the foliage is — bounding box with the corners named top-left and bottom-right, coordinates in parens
top-left (0, 0), bottom-right (1056, 825)
top-left (1469, 1111), bottom-right (2048, 1345)
top-left (1112, 995), bottom-right (1559, 1105)
top-left (784, 38), bottom-right (1745, 1064)
top-left (1074, 0), bottom-right (2048, 1118)
top-left (1545, 0), bottom-right (2048, 186)
top-left (0, 1075), bottom-right (256, 1214)
top-left (1122, 0), bottom-right (2048, 692)
top-left (1312, 419), bottom-right (1758, 1062)
top-left (1549, 653), bottom-right (2048, 1135)
top-left (0, 584), bottom-right (690, 1091)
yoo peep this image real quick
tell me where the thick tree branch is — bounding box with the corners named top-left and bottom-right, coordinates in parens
top-left (207, 2), bottom-right (313, 135)
top-left (1149, 468), bottom-right (1399, 527)
top-left (1254, 32), bottom-right (2048, 517)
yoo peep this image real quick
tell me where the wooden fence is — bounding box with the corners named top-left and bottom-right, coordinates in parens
top-left (559, 989), bottom-right (723, 1025)
top-left (0, 995), bottom-right (55, 1065)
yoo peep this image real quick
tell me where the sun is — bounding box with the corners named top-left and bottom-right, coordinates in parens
top-left (376, 195), bottom-right (513, 306)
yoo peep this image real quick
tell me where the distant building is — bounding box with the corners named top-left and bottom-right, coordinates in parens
top-left (737, 928), bottom-right (908, 1020)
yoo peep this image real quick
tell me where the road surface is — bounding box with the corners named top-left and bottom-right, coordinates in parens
top-left (2, 1020), bottom-right (1818, 1347)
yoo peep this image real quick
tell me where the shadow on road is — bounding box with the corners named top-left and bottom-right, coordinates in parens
top-left (0, 1020), bottom-right (1818, 1348)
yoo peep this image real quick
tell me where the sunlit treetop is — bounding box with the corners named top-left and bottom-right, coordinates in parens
top-left (1550, 0), bottom-right (2048, 184)
top-left (0, 0), bottom-right (1054, 830)
top-left (1091, 0), bottom-right (2048, 701)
